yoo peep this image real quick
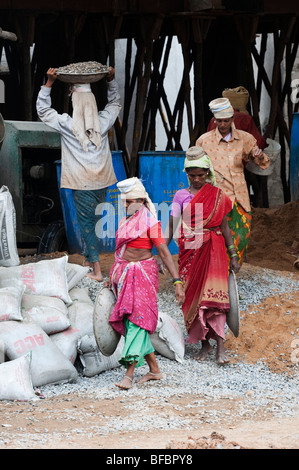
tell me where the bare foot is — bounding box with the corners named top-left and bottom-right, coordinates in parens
top-left (194, 342), bottom-right (213, 361)
top-left (216, 352), bottom-right (230, 365)
top-left (86, 271), bottom-right (103, 282)
top-left (115, 375), bottom-right (133, 390)
top-left (136, 371), bottom-right (162, 384)
top-left (216, 337), bottom-right (230, 365)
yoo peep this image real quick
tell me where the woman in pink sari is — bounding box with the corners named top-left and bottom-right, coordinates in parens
top-left (107, 178), bottom-right (185, 389)
top-left (163, 147), bottom-right (240, 364)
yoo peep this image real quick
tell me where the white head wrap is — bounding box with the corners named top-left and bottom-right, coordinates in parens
top-left (117, 177), bottom-right (157, 218)
top-left (209, 97), bottom-right (234, 119)
top-left (71, 83), bottom-right (102, 151)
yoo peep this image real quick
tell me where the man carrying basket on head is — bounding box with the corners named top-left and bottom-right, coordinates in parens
top-left (36, 66), bottom-right (121, 282)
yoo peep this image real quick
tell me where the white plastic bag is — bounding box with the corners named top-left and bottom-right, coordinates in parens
top-left (78, 335), bottom-right (124, 377)
top-left (0, 256), bottom-right (72, 304)
top-left (150, 311), bottom-right (185, 363)
top-left (0, 186), bottom-right (20, 267)
top-left (0, 320), bottom-right (78, 386)
top-left (0, 285), bottom-right (25, 322)
top-left (21, 294), bottom-right (70, 335)
top-left (0, 352), bottom-right (37, 401)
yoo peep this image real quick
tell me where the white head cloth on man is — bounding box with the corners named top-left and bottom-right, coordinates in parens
top-left (209, 97), bottom-right (234, 119)
top-left (71, 83), bottom-right (102, 151)
top-left (117, 177), bottom-right (157, 218)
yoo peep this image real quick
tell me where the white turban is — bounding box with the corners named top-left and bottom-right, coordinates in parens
top-left (209, 97), bottom-right (234, 119)
top-left (117, 177), bottom-right (157, 218)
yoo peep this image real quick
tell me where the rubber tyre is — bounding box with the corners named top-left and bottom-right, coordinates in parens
top-left (37, 220), bottom-right (68, 254)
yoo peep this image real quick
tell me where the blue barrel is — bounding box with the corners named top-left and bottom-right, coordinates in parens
top-left (55, 162), bottom-right (84, 254)
top-left (290, 113), bottom-right (299, 201)
top-left (138, 151), bottom-right (188, 254)
top-left (55, 151), bottom-right (127, 254)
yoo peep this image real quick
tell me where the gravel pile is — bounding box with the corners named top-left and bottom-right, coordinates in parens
top-left (36, 265), bottom-right (299, 431)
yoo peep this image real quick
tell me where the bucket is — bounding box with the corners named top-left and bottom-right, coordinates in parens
top-left (56, 151), bottom-right (127, 254)
top-left (138, 151), bottom-right (188, 255)
top-left (0, 114), bottom-right (5, 151)
top-left (246, 138), bottom-right (281, 176)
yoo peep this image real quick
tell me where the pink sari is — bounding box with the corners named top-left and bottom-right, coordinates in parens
top-left (109, 206), bottom-right (160, 336)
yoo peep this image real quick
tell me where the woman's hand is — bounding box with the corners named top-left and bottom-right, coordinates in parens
top-left (156, 254), bottom-right (166, 274)
top-left (230, 256), bottom-right (240, 274)
top-left (175, 283), bottom-right (185, 305)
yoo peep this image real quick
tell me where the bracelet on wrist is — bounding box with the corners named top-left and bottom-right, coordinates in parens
top-left (230, 253), bottom-right (238, 258)
top-left (173, 278), bottom-right (182, 286)
top-left (227, 244), bottom-right (235, 251)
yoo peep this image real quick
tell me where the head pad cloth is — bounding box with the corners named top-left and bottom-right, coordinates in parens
top-left (71, 83), bottom-right (102, 151)
top-left (209, 97), bottom-right (234, 119)
top-left (184, 146), bottom-right (217, 186)
top-left (117, 177), bottom-right (157, 218)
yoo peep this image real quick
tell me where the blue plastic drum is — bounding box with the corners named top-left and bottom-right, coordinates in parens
top-left (56, 151), bottom-right (127, 253)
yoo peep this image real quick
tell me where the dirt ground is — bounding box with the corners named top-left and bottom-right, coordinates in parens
top-left (1, 202), bottom-right (299, 450)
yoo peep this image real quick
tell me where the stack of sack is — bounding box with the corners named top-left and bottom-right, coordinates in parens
top-left (0, 186), bottom-right (186, 402)
top-left (0, 256), bottom-right (129, 401)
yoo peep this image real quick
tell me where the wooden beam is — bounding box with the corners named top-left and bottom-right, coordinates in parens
top-left (234, 14), bottom-right (260, 128)
top-left (251, 43), bottom-right (291, 146)
top-left (129, 15), bottom-right (164, 176)
top-left (267, 15), bottom-right (296, 139)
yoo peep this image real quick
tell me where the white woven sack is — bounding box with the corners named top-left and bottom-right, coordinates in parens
top-left (50, 287), bottom-right (94, 363)
top-left (78, 335), bottom-right (124, 377)
top-left (150, 311), bottom-right (185, 363)
top-left (0, 186), bottom-right (20, 267)
top-left (66, 263), bottom-right (89, 291)
top-left (21, 294), bottom-right (70, 335)
top-left (67, 287), bottom-right (94, 339)
top-left (0, 352), bottom-right (37, 401)
top-left (50, 326), bottom-right (81, 364)
top-left (69, 286), bottom-right (93, 305)
top-left (0, 320), bottom-right (78, 386)
top-left (22, 306), bottom-right (70, 335)
top-left (0, 256), bottom-right (72, 304)
top-left (0, 285), bottom-right (25, 322)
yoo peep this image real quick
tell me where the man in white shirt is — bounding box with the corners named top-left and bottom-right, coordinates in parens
top-left (36, 66), bottom-right (121, 281)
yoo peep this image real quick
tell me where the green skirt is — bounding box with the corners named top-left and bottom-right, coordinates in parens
top-left (227, 201), bottom-right (252, 265)
top-left (119, 318), bottom-right (155, 368)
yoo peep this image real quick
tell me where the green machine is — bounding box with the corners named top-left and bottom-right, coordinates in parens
top-left (0, 120), bottom-right (64, 251)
